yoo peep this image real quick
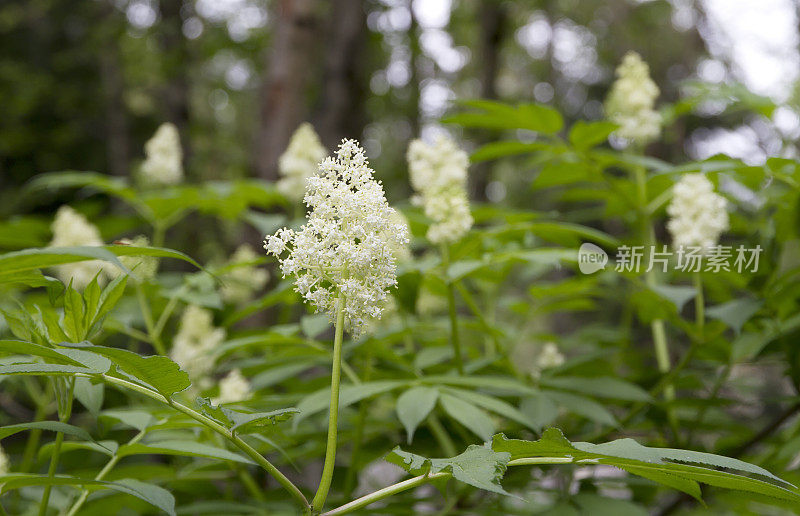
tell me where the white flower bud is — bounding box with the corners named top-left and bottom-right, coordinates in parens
top-left (139, 123), bottom-right (183, 186)
top-left (48, 206), bottom-right (114, 288)
top-left (115, 235), bottom-right (159, 282)
top-left (220, 244), bottom-right (270, 305)
top-left (605, 52), bottom-right (661, 145)
top-left (667, 173), bottom-right (729, 252)
top-left (0, 444), bottom-right (8, 475)
top-left (265, 139), bottom-right (408, 336)
top-left (537, 342), bottom-right (565, 370)
top-left (407, 134), bottom-right (473, 244)
top-left (277, 123), bottom-right (328, 202)
top-left (170, 305), bottom-right (225, 381)
top-left (213, 369), bottom-right (251, 404)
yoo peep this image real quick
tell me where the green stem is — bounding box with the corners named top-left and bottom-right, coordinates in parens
top-left (152, 222), bottom-right (166, 249)
top-left (633, 164), bottom-right (678, 438)
top-left (343, 349), bottom-right (374, 497)
top-left (694, 272), bottom-right (704, 338)
top-left (64, 429), bottom-right (147, 516)
top-left (426, 413), bottom-right (457, 457)
top-left (311, 295), bottom-right (347, 513)
top-left (39, 379), bottom-right (74, 516)
top-left (321, 457), bottom-right (573, 515)
top-left (441, 246), bottom-right (464, 375)
top-left (82, 373), bottom-right (309, 511)
top-left (20, 393), bottom-right (48, 472)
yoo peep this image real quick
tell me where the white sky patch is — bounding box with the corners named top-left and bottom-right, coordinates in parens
top-left (702, 0), bottom-right (799, 101)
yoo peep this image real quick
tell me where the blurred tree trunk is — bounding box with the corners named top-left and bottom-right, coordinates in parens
top-left (313, 0), bottom-right (368, 149)
top-left (408, 1), bottom-right (421, 138)
top-left (255, 0), bottom-right (320, 181)
top-left (471, 0), bottom-right (507, 200)
top-left (158, 0), bottom-right (191, 169)
top-left (96, 1), bottom-right (129, 177)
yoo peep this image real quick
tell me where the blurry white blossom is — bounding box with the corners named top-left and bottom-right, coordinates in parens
top-left (667, 173), bottom-right (729, 252)
top-left (407, 135), bottom-right (473, 244)
top-left (277, 123), bottom-right (327, 202)
top-left (605, 52), bottom-right (661, 145)
top-left (264, 139), bottom-right (408, 336)
top-left (49, 206), bottom-right (113, 288)
top-left (114, 235), bottom-right (159, 282)
top-left (170, 305), bottom-right (225, 382)
top-left (220, 244), bottom-right (269, 304)
top-left (213, 369), bottom-right (251, 404)
top-left (139, 123), bottom-right (183, 186)
top-left (537, 342), bottom-right (565, 370)
top-left (0, 445), bottom-right (8, 475)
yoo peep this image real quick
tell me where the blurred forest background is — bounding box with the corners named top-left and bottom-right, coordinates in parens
top-left (1, 0), bottom-right (799, 253)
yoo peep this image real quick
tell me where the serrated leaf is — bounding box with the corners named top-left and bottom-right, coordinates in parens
top-left (63, 344), bottom-right (190, 397)
top-left (396, 386), bottom-right (439, 443)
top-left (229, 408), bottom-right (300, 434)
top-left (0, 340), bottom-right (86, 366)
top-left (386, 443), bottom-right (511, 495)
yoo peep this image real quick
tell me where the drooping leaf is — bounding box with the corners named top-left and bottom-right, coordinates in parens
top-left (0, 474), bottom-right (175, 515)
top-left (396, 386), bottom-right (439, 443)
top-left (439, 393), bottom-right (495, 442)
top-left (539, 376), bottom-right (650, 402)
top-left (293, 381), bottom-right (405, 427)
top-left (0, 246), bottom-right (128, 276)
top-left (118, 440), bottom-right (254, 464)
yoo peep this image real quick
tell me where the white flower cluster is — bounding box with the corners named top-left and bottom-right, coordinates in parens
top-left (264, 139), bottom-right (408, 335)
top-left (220, 244), bottom-right (270, 305)
top-left (49, 206), bottom-right (114, 288)
top-left (277, 123), bottom-right (328, 202)
top-left (139, 123), bottom-right (183, 186)
top-left (537, 342), bottom-right (565, 370)
top-left (214, 369), bottom-right (252, 404)
top-left (407, 135), bottom-right (473, 244)
top-left (667, 173), bottom-right (729, 252)
top-left (170, 305), bottom-right (225, 382)
top-left (115, 235), bottom-right (159, 282)
top-left (605, 52), bottom-right (661, 145)
top-left (0, 444), bottom-right (8, 475)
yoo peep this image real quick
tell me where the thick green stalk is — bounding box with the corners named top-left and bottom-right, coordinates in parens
top-left (426, 413), bottom-right (457, 457)
top-left (441, 246), bottom-right (464, 375)
top-left (343, 349), bottom-right (374, 497)
top-left (321, 457), bottom-right (574, 515)
top-left (311, 295), bottom-right (347, 513)
top-left (65, 429), bottom-right (147, 516)
top-left (39, 379), bottom-right (74, 516)
top-left (83, 373), bottom-right (309, 511)
top-left (633, 164), bottom-right (678, 436)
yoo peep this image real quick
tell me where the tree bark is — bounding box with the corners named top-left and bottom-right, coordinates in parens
top-left (313, 0), bottom-right (368, 150)
top-left (158, 0), bottom-right (191, 170)
top-left (471, 0), bottom-right (507, 200)
top-left (255, 0), bottom-right (319, 181)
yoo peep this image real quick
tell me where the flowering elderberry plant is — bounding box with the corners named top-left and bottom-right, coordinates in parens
top-left (265, 139), bottom-right (408, 336)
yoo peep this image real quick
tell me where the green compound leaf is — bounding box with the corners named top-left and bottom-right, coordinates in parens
top-left (386, 443), bottom-right (512, 496)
